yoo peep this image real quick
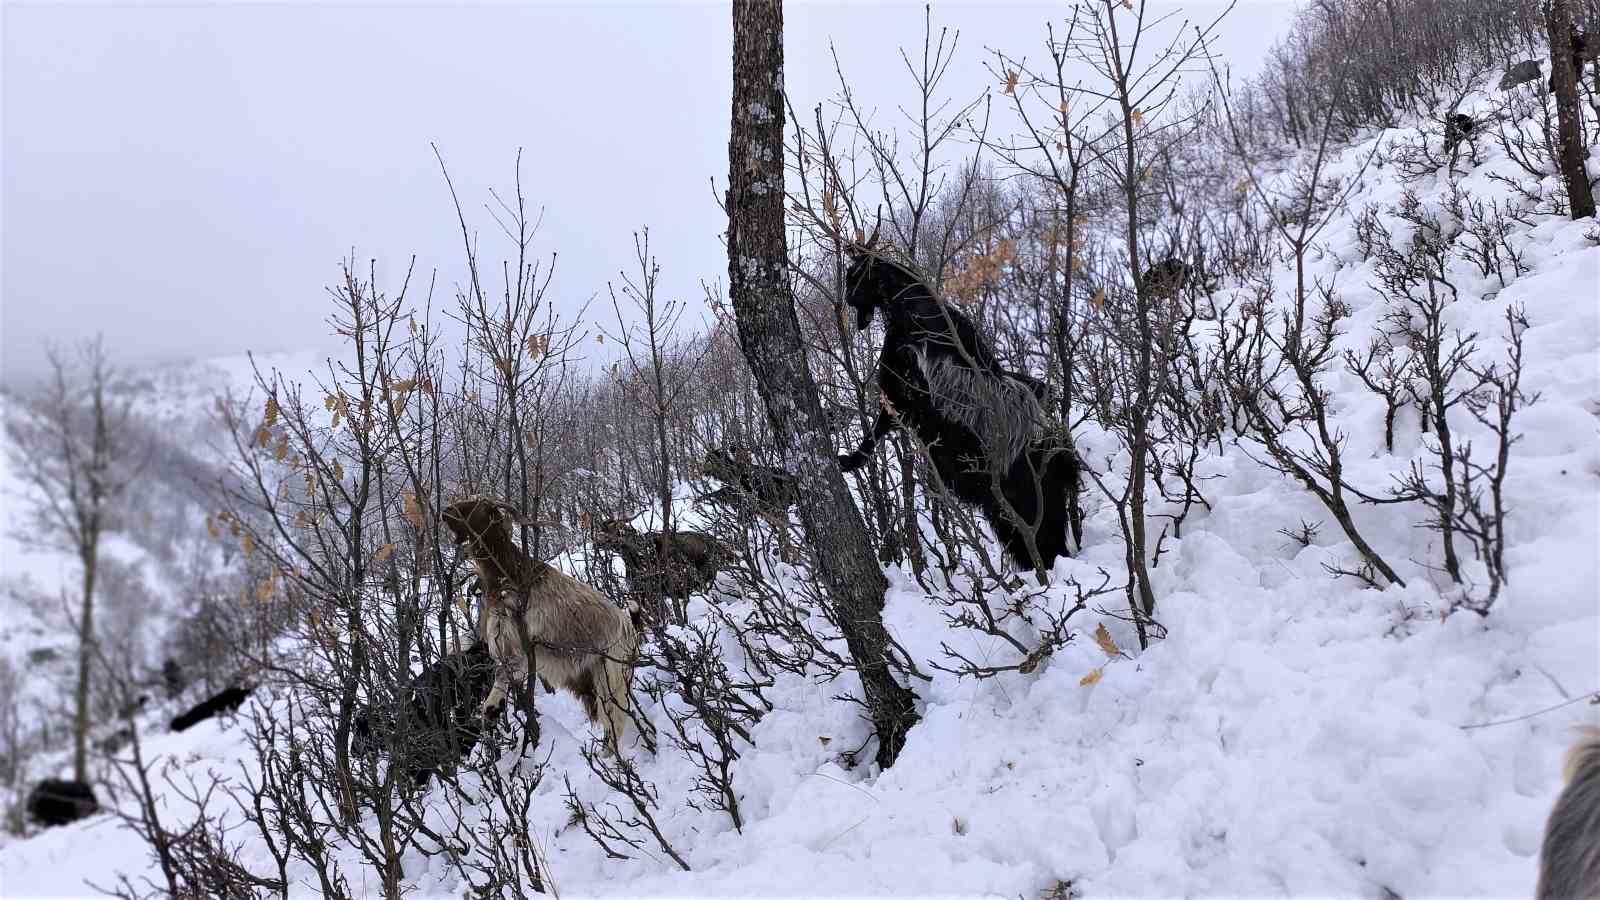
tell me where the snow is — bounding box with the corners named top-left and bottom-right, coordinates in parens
top-left (2, 75), bottom-right (1598, 898)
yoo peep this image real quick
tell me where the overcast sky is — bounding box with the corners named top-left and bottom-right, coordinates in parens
top-left (1, 1), bottom-right (1298, 386)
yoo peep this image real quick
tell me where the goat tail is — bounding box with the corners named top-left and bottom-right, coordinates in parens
top-left (1538, 725), bottom-right (1600, 900)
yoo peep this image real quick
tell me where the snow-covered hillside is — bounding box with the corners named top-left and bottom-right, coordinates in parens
top-left (0, 352), bottom-right (319, 842)
top-left (2, 76), bottom-right (1597, 899)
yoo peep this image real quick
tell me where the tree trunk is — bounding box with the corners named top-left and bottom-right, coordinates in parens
top-left (1549, 0), bottom-right (1597, 219)
top-left (727, 0), bottom-right (919, 769)
top-left (73, 545), bottom-right (96, 783)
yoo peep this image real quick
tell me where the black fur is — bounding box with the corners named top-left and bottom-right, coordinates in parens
top-left (1141, 258), bottom-right (1193, 298)
top-left (169, 684), bottom-right (253, 733)
top-left (351, 641), bottom-right (496, 788)
top-left (699, 446), bottom-right (798, 513)
top-left (27, 778), bottom-right (99, 827)
top-left (837, 248), bottom-right (1080, 572)
top-left (1444, 113), bottom-right (1476, 155)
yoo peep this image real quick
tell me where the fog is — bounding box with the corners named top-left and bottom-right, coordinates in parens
top-left (1, 1), bottom-right (1296, 386)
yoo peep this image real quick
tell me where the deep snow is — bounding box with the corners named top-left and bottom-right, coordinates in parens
top-left (1, 78), bottom-right (1597, 899)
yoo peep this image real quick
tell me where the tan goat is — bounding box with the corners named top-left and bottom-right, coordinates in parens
top-left (440, 496), bottom-right (636, 753)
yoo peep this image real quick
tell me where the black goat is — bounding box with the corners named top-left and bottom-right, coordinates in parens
top-left (352, 641), bottom-right (496, 788)
top-left (836, 245), bottom-right (1079, 573)
top-left (593, 518), bottom-right (728, 601)
top-left (700, 446), bottom-right (798, 511)
top-left (170, 684), bottom-right (254, 733)
top-left (699, 446), bottom-right (800, 560)
top-left (1140, 257), bottom-right (1193, 299)
top-left (27, 778), bottom-right (99, 827)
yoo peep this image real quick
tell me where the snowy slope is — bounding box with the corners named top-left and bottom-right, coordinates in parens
top-left (1, 80), bottom-right (1597, 898)
top-left (0, 352), bottom-right (323, 843)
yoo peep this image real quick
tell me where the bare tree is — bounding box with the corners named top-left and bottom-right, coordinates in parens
top-left (1547, 0), bottom-right (1597, 218)
top-left (4, 336), bottom-right (137, 782)
top-left (727, 0), bottom-right (919, 769)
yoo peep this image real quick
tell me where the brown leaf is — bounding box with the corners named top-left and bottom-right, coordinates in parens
top-left (403, 491), bottom-right (425, 529)
top-left (1004, 69), bottom-right (1019, 95)
top-left (1131, 108), bottom-right (1144, 125)
top-left (373, 542), bottom-right (397, 563)
top-left (1094, 623), bottom-right (1121, 658)
top-left (264, 394), bottom-right (280, 427)
top-left (1091, 287), bottom-right (1107, 311)
top-left (1080, 667), bottom-right (1103, 686)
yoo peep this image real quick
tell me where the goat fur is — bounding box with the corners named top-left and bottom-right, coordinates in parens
top-left (698, 446), bottom-right (800, 560)
top-left (1538, 725), bottom-right (1600, 900)
top-left (27, 778), bottom-right (99, 828)
top-left (441, 497), bottom-right (636, 752)
top-left (837, 247), bottom-right (1080, 573)
top-left (170, 684), bottom-right (254, 733)
top-left (594, 518), bottom-right (728, 601)
top-left (352, 640), bottom-right (496, 787)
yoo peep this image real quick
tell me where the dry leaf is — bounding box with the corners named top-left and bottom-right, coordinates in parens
top-left (256, 425), bottom-right (272, 449)
top-left (331, 459), bottom-right (344, 482)
top-left (1004, 70), bottom-right (1019, 95)
top-left (373, 542), bottom-right (397, 563)
top-left (403, 491), bottom-right (425, 529)
top-left (596, 333), bottom-right (605, 345)
top-left (1131, 108), bottom-right (1144, 125)
top-left (1080, 667), bottom-right (1103, 686)
top-left (1091, 287), bottom-right (1108, 311)
top-left (264, 394), bottom-right (279, 427)
top-left (1094, 622), bottom-right (1121, 658)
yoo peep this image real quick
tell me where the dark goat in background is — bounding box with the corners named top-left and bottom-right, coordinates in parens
top-left (26, 778), bottom-right (99, 828)
top-left (352, 641), bottom-right (496, 787)
top-left (593, 517), bottom-right (729, 601)
top-left (699, 446), bottom-right (800, 560)
top-left (836, 246), bottom-right (1080, 573)
top-left (170, 684), bottom-right (254, 733)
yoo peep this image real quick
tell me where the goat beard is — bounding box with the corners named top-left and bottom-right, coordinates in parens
top-left (914, 347), bottom-right (1042, 473)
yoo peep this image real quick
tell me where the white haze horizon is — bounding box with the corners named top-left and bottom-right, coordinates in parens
top-left (1, 0), bottom-right (1296, 388)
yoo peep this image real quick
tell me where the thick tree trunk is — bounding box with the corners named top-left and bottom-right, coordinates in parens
top-left (1549, 0), bottom-right (1597, 219)
top-left (727, 0), bottom-right (918, 769)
